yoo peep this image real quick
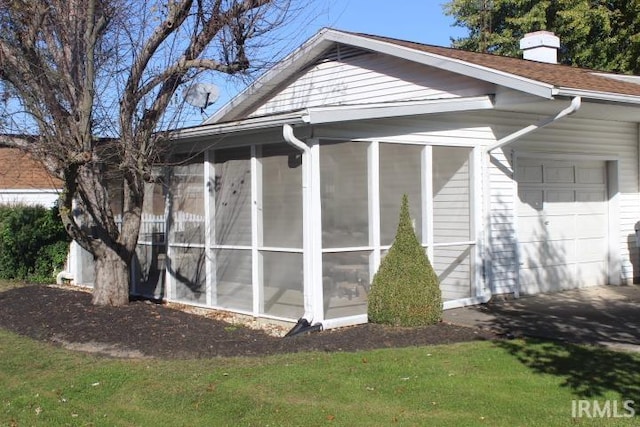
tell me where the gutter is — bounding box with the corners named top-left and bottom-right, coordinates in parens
top-left (486, 96), bottom-right (581, 153)
top-left (282, 124), bottom-right (323, 337)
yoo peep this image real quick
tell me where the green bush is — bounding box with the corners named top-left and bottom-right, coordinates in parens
top-left (0, 204), bottom-right (70, 283)
top-left (368, 195), bottom-right (442, 326)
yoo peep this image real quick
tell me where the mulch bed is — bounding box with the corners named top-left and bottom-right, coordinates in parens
top-left (0, 285), bottom-right (495, 359)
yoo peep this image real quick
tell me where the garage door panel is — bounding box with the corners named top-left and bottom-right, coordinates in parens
top-left (577, 167), bottom-right (605, 185)
top-left (575, 261), bottom-right (608, 286)
top-left (519, 240), bottom-right (576, 268)
top-left (519, 265), bottom-right (578, 294)
top-left (517, 158), bottom-right (607, 293)
top-left (576, 215), bottom-right (607, 238)
top-left (543, 216), bottom-right (576, 240)
top-left (517, 189), bottom-right (543, 215)
top-left (576, 190), bottom-right (607, 213)
top-left (544, 190), bottom-right (575, 214)
top-left (576, 237), bottom-right (607, 261)
top-left (545, 165), bottom-right (575, 183)
top-left (518, 217), bottom-right (553, 241)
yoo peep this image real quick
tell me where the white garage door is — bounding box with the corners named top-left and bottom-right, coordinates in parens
top-left (516, 158), bottom-right (608, 294)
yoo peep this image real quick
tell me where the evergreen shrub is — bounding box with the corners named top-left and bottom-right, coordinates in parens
top-left (368, 195), bottom-right (442, 326)
top-left (0, 204), bottom-right (70, 283)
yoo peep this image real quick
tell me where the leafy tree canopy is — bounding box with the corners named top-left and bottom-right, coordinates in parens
top-left (443, 0), bottom-right (640, 73)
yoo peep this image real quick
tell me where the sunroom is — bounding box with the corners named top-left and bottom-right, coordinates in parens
top-left (131, 113), bottom-right (485, 330)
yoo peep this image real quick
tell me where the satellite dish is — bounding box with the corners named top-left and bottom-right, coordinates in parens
top-left (183, 83), bottom-right (220, 111)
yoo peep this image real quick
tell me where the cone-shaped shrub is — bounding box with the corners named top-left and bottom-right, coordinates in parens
top-left (368, 195), bottom-right (442, 326)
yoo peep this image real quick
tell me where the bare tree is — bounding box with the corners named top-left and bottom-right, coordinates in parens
top-left (0, 0), bottom-right (295, 306)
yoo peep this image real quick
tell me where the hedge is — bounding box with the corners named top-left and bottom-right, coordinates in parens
top-left (0, 204), bottom-right (70, 283)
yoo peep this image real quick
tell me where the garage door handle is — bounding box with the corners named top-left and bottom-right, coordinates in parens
top-left (544, 221), bottom-right (550, 225)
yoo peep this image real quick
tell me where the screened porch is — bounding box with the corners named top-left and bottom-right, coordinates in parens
top-left (131, 137), bottom-right (481, 327)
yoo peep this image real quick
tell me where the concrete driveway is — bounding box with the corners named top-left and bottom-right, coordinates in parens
top-left (442, 285), bottom-right (640, 351)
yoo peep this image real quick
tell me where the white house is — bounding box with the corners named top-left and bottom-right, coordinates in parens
top-left (78, 28), bottom-right (640, 331)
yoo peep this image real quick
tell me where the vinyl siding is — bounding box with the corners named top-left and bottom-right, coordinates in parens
top-left (251, 47), bottom-right (494, 117)
top-left (315, 110), bottom-right (639, 294)
top-left (481, 111), bottom-right (640, 292)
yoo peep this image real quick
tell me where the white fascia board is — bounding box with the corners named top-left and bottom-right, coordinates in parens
top-left (204, 29), bottom-right (336, 124)
top-left (323, 30), bottom-right (555, 99)
top-left (554, 87), bottom-right (640, 105)
top-left (304, 96), bottom-right (495, 124)
top-left (172, 111), bottom-right (306, 142)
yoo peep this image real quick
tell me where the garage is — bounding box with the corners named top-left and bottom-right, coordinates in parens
top-left (516, 158), bottom-right (608, 294)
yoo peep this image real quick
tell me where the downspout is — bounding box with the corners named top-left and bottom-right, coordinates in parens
top-left (282, 124), bottom-right (323, 337)
top-left (486, 96), bottom-right (582, 153)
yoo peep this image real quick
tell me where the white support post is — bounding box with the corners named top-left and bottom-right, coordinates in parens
top-left (164, 169), bottom-right (174, 301)
top-left (422, 146), bottom-right (434, 260)
top-left (368, 141), bottom-right (381, 281)
top-left (204, 150), bottom-right (216, 306)
top-left (251, 145), bottom-right (263, 316)
top-left (469, 147), bottom-right (484, 299)
top-left (309, 140), bottom-right (324, 323)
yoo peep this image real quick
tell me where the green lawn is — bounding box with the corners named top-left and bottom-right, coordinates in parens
top-left (1, 327), bottom-right (639, 426)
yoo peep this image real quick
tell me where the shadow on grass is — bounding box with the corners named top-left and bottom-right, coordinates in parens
top-left (497, 338), bottom-right (640, 402)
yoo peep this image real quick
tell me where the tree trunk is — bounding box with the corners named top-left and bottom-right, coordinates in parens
top-left (92, 245), bottom-right (130, 306)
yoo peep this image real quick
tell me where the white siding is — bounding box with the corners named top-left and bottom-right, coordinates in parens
top-left (0, 190), bottom-right (59, 207)
top-left (315, 109), bottom-right (640, 294)
top-left (482, 111), bottom-right (639, 292)
top-left (251, 48), bottom-right (494, 117)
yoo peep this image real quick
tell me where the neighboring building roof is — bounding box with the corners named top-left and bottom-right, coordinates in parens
top-left (0, 146), bottom-right (61, 190)
top-left (206, 28), bottom-right (640, 125)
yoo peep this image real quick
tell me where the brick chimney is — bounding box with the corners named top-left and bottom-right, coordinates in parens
top-left (519, 31), bottom-right (560, 64)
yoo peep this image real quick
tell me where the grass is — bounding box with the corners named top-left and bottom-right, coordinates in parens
top-left (1, 329), bottom-right (639, 426)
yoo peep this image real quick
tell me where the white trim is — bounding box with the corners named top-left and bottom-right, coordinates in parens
top-left (205, 150), bottom-right (215, 306)
top-left (303, 97), bottom-right (495, 124)
top-left (514, 151), bottom-right (620, 162)
top-left (607, 160), bottom-right (621, 285)
top-left (443, 293), bottom-right (491, 310)
top-left (431, 241), bottom-right (477, 248)
top-left (175, 111), bottom-right (306, 140)
top-left (251, 145), bottom-right (262, 316)
top-left (424, 146), bottom-right (434, 260)
top-left (322, 246), bottom-right (375, 253)
top-left (512, 151), bottom-right (520, 298)
top-left (309, 140), bottom-right (325, 323)
top-left (257, 247), bottom-right (304, 253)
top-left (167, 242), bottom-right (206, 249)
top-left (369, 141), bottom-right (381, 281)
top-left (321, 314), bottom-right (369, 330)
top-left (555, 88), bottom-right (640, 105)
top-left (471, 147), bottom-right (485, 299)
top-left (210, 244), bottom-right (252, 251)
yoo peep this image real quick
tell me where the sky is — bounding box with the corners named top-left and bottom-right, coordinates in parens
top-left (187, 0), bottom-right (468, 126)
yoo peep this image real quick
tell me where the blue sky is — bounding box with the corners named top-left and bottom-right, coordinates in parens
top-left (187, 0), bottom-right (468, 125)
top-left (321, 0), bottom-right (467, 46)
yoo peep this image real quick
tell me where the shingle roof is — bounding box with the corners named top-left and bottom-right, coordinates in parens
top-left (359, 33), bottom-right (640, 98)
top-left (0, 147), bottom-right (61, 190)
